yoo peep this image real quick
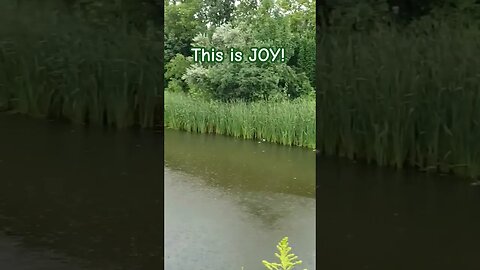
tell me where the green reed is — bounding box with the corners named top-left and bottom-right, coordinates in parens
top-left (0, 2), bottom-right (161, 128)
top-left (165, 92), bottom-right (316, 149)
top-left (318, 19), bottom-right (480, 178)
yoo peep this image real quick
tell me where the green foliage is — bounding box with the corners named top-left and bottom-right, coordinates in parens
top-left (265, 0), bottom-right (316, 82)
top-left (273, 64), bottom-right (314, 99)
top-left (197, 0), bottom-right (236, 26)
top-left (164, 92), bottom-right (315, 148)
top-left (262, 237), bottom-right (307, 270)
top-left (182, 23), bottom-right (313, 101)
top-left (323, 0), bottom-right (480, 25)
top-left (327, 0), bottom-right (391, 31)
top-left (294, 35), bottom-right (315, 83)
top-left (183, 61), bottom-right (312, 101)
top-left (165, 54), bottom-right (192, 92)
top-left (0, 1), bottom-right (161, 128)
top-left (233, 0), bottom-right (259, 23)
top-left (318, 16), bottom-right (480, 178)
top-left (17, 0), bottom-right (163, 34)
top-left (165, 79), bottom-right (185, 93)
top-left (164, 0), bottom-right (315, 102)
top-left (164, 0), bottom-right (205, 62)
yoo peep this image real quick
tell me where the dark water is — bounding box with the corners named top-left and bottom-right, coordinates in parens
top-left (164, 129), bottom-right (316, 270)
top-left (0, 115), bottom-right (162, 270)
top-left (318, 157), bottom-right (480, 270)
top-left (7, 114), bottom-right (477, 270)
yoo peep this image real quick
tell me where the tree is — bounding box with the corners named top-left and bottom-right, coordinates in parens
top-left (197, 0), bottom-right (236, 27)
top-left (164, 0), bottom-right (204, 62)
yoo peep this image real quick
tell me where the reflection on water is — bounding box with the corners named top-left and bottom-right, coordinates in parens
top-left (318, 157), bottom-right (480, 270)
top-left (164, 130), bottom-right (315, 270)
top-left (0, 114), bottom-right (162, 270)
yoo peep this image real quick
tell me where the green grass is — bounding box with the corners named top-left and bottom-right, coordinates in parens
top-left (165, 91), bottom-right (316, 149)
top-left (318, 19), bottom-right (480, 178)
top-left (0, 2), bottom-right (161, 128)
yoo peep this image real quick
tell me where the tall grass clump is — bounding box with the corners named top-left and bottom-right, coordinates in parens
top-left (164, 92), bottom-right (315, 149)
top-left (318, 17), bottom-right (480, 178)
top-left (0, 1), bottom-right (161, 128)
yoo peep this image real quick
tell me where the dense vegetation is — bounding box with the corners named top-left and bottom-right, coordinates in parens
top-left (318, 0), bottom-right (480, 178)
top-left (165, 92), bottom-right (315, 148)
top-left (164, 0), bottom-right (316, 148)
top-left (0, 0), bottom-right (315, 147)
top-left (0, 0), bottom-right (162, 128)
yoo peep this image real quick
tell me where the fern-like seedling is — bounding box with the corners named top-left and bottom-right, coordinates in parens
top-left (262, 237), bottom-right (307, 270)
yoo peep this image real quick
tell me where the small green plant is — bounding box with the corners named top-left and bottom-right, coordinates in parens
top-left (262, 237), bottom-right (307, 270)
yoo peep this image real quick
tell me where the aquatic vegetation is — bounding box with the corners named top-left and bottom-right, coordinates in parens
top-left (318, 19), bottom-right (480, 178)
top-left (164, 91), bottom-right (315, 149)
top-left (0, 2), bottom-right (161, 128)
top-left (240, 237), bottom-right (307, 270)
top-left (262, 237), bottom-right (307, 270)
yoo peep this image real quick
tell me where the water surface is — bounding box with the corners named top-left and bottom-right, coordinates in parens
top-left (318, 157), bottom-right (480, 270)
top-left (164, 129), bottom-right (316, 270)
top-left (0, 114), bottom-right (162, 270)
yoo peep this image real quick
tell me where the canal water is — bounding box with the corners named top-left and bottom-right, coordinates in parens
top-left (164, 129), bottom-right (316, 270)
top-left (3, 114), bottom-right (480, 270)
top-left (0, 114), bottom-right (162, 270)
top-left (0, 114), bottom-right (315, 270)
top-left (318, 157), bottom-right (480, 270)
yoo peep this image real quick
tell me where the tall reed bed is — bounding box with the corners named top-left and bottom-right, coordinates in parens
top-left (165, 92), bottom-right (316, 148)
top-left (0, 2), bottom-right (161, 128)
top-left (318, 20), bottom-right (480, 178)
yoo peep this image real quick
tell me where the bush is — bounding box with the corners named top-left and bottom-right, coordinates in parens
top-left (181, 23), bottom-right (313, 102)
top-left (165, 54), bottom-right (192, 93)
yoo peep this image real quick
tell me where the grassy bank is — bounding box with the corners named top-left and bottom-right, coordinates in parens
top-left (165, 92), bottom-right (316, 149)
top-left (0, 2), bottom-right (161, 128)
top-left (318, 20), bottom-right (480, 178)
